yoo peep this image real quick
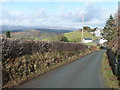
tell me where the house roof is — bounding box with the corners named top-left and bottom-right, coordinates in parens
top-left (84, 38), bottom-right (92, 40)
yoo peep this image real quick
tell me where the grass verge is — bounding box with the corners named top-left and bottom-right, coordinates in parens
top-left (101, 53), bottom-right (120, 89)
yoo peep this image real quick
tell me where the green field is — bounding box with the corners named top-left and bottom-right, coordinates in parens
top-left (82, 43), bottom-right (97, 46)
top-left (64, 31), bottom-right (99, 42)
top-left (29, 30), bottom-right (99, 43)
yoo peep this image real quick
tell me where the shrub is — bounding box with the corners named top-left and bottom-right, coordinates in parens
top-left (60, 36), bottom-right (69, 42)
top-left (6, 31), bottom-right (11, 38)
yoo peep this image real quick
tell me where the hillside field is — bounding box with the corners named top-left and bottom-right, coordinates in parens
top-left (64, 31), bottom-right (99, 42)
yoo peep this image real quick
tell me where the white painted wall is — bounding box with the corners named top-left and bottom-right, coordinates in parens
top-left (82, 39), bottom-right (93, 43)
top-left (94, 29), bottom-right (101, 37)
top-left (99, 39), bottom-right (107, 44)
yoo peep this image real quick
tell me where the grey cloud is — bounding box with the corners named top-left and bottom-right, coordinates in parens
top-left (1, 2), bottom-right (115, 28)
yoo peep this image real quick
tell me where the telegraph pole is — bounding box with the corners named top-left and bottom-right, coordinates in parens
top-left (82, 14), bottom-right (84, 40)
top-left (118, 1), bottom-right (120, 36)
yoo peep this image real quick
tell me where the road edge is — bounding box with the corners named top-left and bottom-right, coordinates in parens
top-left (13, 51), bottom-right (98, 88)
top-left (101, 53), bottom-right (120, 89)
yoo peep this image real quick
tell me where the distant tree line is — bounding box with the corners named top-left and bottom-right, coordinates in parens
top-left (83, 26), bottom-right (98, 32)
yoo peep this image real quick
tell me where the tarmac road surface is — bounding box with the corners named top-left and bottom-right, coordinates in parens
top-left (19, 50), bottom-right (105, 88)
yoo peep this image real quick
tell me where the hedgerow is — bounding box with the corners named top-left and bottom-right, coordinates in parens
top-left (2, 38), bottom-right (97, 88)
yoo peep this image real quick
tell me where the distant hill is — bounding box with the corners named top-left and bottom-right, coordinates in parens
top-left (2, 26), bottom-right (73, 40)
top-left (1, 26), bottom-right (72, 34)
top-left (36, 28), bottom-right (72, 34)
top-left (1, 26), bottom-right (28, 33)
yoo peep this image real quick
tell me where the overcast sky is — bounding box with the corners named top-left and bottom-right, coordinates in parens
top-left (0, 0), bottom-right (119, 29)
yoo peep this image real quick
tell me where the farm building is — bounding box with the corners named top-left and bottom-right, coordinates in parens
top-left (82, 38), bottom-right (93, 43)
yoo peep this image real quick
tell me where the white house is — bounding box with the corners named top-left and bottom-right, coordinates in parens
top-left (82, 38), bottom-right (93, 43)
top-left (94, 28), bottom-right (102, 37)
top-left (99, 39), bottom-right (107, 44)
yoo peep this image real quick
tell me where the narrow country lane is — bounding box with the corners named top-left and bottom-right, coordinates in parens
top-left (18, 50), bottom-right (106, 88)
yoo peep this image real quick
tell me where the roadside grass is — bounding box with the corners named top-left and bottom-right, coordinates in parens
top-left (0, 61), bottom-right (2, 90)
top-left (102, 53), bottom-right (119, 89)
